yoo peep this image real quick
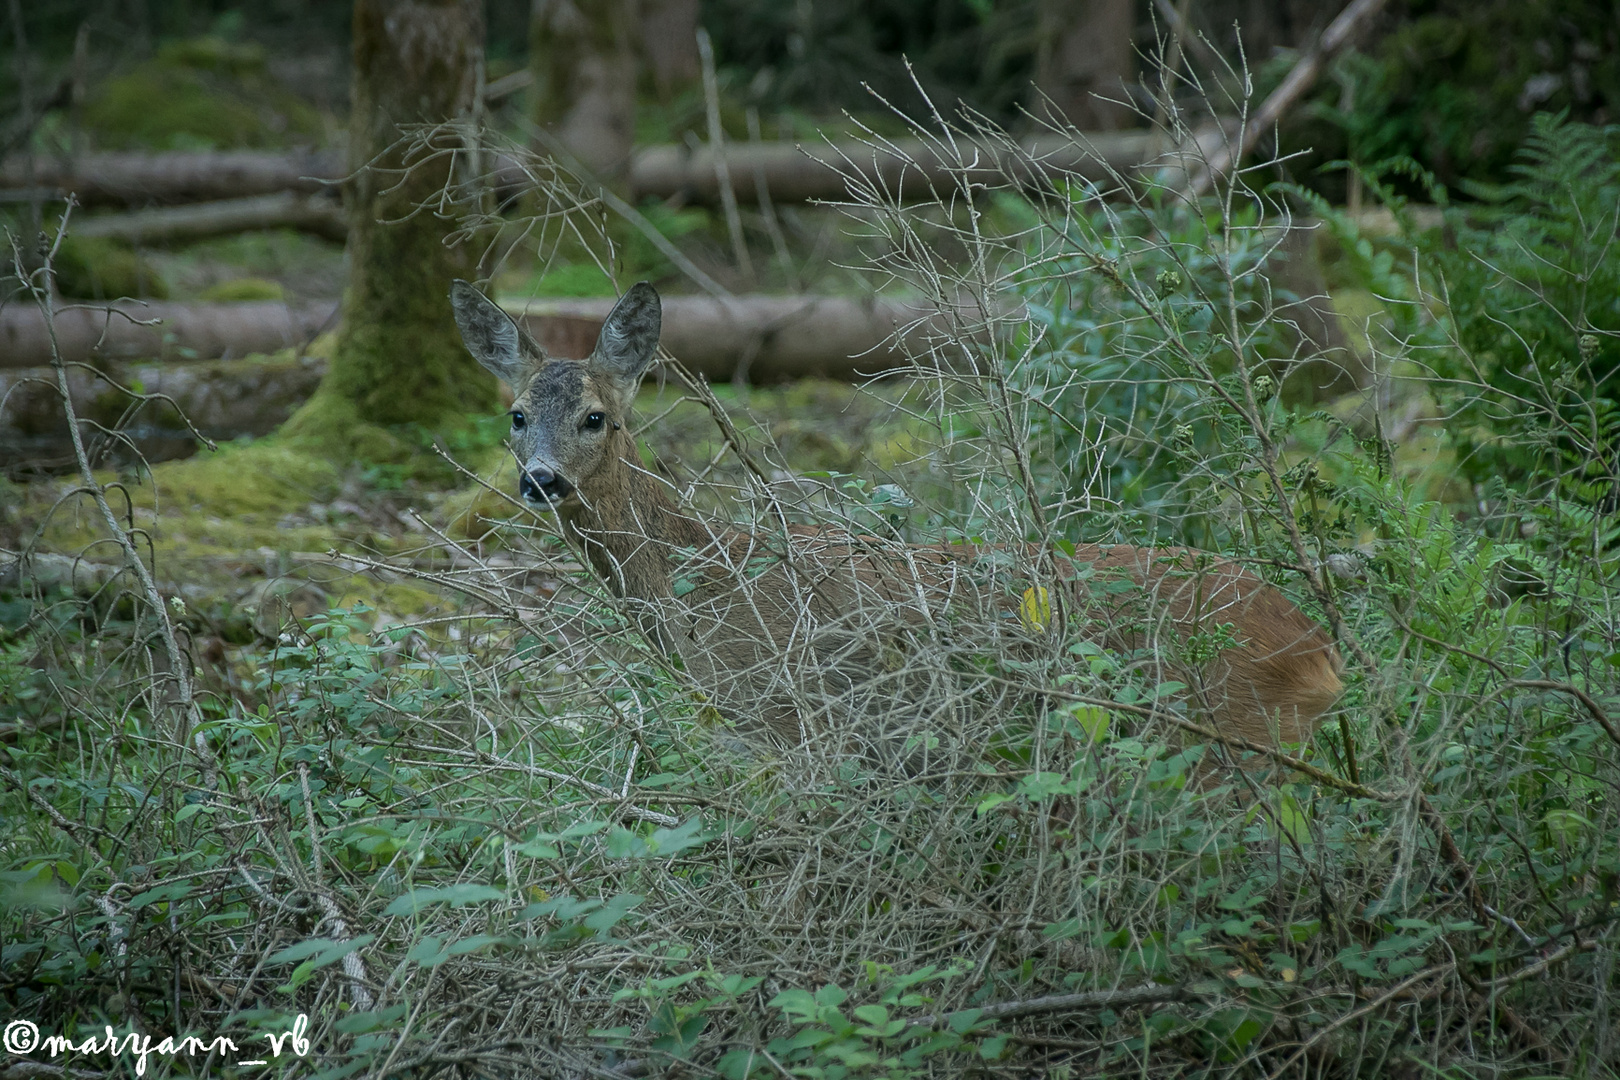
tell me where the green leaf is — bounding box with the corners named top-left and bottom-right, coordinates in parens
top-left (1276, 790), bottom-right (1312, 846)
top-left (268, 938), bottom-right (341, 965)
top-left (407, 935), bottom-right (448, 967)
top-left (851, 1004), bottom-right (888, 1025)
top-left (384, 883), bottom-right (505, 916)
top-left (128, 883), bottom-right (192, 910)
top-left (974, 792), bottom-right (1015, 815)
top-left (269, 935), bottom-right (374, 970)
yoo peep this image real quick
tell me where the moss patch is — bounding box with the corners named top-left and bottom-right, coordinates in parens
top-left (198, 277), bottom-right (285, 302)
top-left (54, 236), bottom-right (169, 300)
top-left (279, 390), bottom-right (427, 468)
top-left (21, 380), bottom-right (931, 639)
top-left (84, 37), bottom-right (327, 151)
top-left (147, 438), bottom-right (345, 518)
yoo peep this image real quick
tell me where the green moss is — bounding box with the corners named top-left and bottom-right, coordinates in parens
top-left (54, 236), bottom-right (169, 300)
top-left (147, 438), bottom-right (345, 519)
top-left (83, 37), bottom-right (326, 151)
top-left (198, 277), bottom-right (285, 302)
top-left (156, 36), bottom-right (269, 77)
top-left (506, 261), bottom-right (617, 297)
top-left (311, 212), bottom-right (497, 429)
top-left (279, 389), bottom-right (415, 464)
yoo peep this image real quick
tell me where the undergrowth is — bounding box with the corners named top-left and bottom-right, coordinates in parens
top-left (2, 103), bottom-right (1618, 1080)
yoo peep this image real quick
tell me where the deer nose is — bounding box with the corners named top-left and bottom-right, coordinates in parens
top-left (519, 466), bottom-right (573, 506)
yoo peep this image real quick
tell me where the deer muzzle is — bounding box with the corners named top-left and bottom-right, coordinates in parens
top-left (519, 465), bottom-right (574, 507)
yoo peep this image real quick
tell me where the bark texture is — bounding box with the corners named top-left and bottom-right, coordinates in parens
top-left (638, 0), bottom-right (699, 100)
top-left (0, 300), bottom-right (336, 370)
top-left (1035, 0), bottom-right (1138, 130)
top-left (529, 0), bottom-right (638, 179)
top-left (0, 148), bottom-right (343, 205)
top-left (294, 0), bottom-right (492, 433)
top-left (4, 133), bottom-right (1154, 207)
top-left (506, 294), bottom-right (941, 381)
top-left (71, 193), bottom-right (347, 245)
top-left (1, 353), bottom-right (325, 473)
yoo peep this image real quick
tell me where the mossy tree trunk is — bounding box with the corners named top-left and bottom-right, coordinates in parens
top-left (291, 0), bottom-right (493, 439)
top-left (529, 0), bottom-right (638, 182)
top-left (638, 0), bottom-right (699, 102)
top-left (1034, 0), bottom-right (1137, 130)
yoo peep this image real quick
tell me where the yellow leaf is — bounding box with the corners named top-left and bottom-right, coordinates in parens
top-left (1277, 790), bottom-right (1312, 846)
top-left (1020, 585), bottom-right (1052, 634)
top-left (1069, 705), bottom-right (1110, 743)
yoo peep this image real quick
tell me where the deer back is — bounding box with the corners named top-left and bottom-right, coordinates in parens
top-left (450, 278), bottom-right (1343, 758)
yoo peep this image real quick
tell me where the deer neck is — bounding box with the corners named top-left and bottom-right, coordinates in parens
top-left (558, 437), bottom-right (713, 604)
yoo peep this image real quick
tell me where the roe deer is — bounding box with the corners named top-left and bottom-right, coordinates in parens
top-left (451, 279), bottom-right (1343, 762)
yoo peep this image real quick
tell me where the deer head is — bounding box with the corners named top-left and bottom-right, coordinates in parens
top-left (450, 279), bottom-right (661, 510)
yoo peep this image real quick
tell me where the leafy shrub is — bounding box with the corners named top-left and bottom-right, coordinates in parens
top-left (1003, 192), bottom-right (1332, 547)
top-left (1306, 115), bottom-right (1618, 502)
top-left (1329, 2), bottom-right (1619, 190)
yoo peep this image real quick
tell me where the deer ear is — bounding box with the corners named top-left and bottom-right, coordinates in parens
top-left (591, 281), bottom-right (661, 399)
top-left (450, 279), bottom-right (539, 388)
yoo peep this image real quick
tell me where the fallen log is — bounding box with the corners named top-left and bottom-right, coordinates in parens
top-left (633, 131), bottom-right (1155, 204)
top-left (0, 352), bottom-right (326, 472)
top-left (507, 294), bottom-right (936, 381)
top-left (2, 148), bottom-right (345, 205)
top-left (1, 295), bottom-right (935, 470)
top-left (1, 294), bottom-right (934, 380)
top-left (0, 299), bottom-right (337, 369)
top-left (73, 192), bottom-right (348, 246)
top-left (4, 132), bottom-right (1156, 208)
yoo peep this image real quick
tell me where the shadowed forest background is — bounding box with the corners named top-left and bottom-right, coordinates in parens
top-left (2, 1), bottom-right (1619, 1078)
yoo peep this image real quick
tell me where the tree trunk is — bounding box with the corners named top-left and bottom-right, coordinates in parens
top-left (1035, 0), bottom-right (1138, 130)
top-left (529, 0), bottom-right (638, 180)
top-left (292, 0), bottom-right (492, 434)
top-left (638, 0), bottom-right (699, 101)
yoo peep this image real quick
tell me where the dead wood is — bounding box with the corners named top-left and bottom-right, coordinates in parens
top-left (0, 351), bottom-right (325, 470)
top-left (72, 192), bottom-right (347, 245)
top-left (0, 294), bottom-right (933, 381)
top-left (1189, 0), bottom-right (1393, 196)
top-left (632, 131), bottom-right (1156, 204)
top-left (506, 293), bottom-right (938, 381)
top-left (1, 148), bottom-right (347, 205)
top-left (4, 132), bottom-right (1156, 208)
top-left (0, 299), bottom-right (337, 370)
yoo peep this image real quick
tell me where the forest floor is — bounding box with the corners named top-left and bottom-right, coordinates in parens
top-left (1, 376), bottom-right (932, 701)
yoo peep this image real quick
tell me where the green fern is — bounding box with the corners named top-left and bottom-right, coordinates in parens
top-left (1319, 115), bottom-right (1618, 500)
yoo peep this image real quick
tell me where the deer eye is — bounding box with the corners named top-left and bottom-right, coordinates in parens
top-left (582, 411), bottom-right (605, 431)
top-left (510, 410), bottom-right (526, 431)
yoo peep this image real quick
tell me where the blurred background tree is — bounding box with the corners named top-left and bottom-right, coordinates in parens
top-left (5, 1), bottom-right (1613, 193)
top-left (283, 0), bottom-right (495, 441)
top-left (2, 0), bottom-right (1615, 438)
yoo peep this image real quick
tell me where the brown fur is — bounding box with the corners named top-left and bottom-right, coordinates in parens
top-left (450, 280), bottom-right (1343, 755)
